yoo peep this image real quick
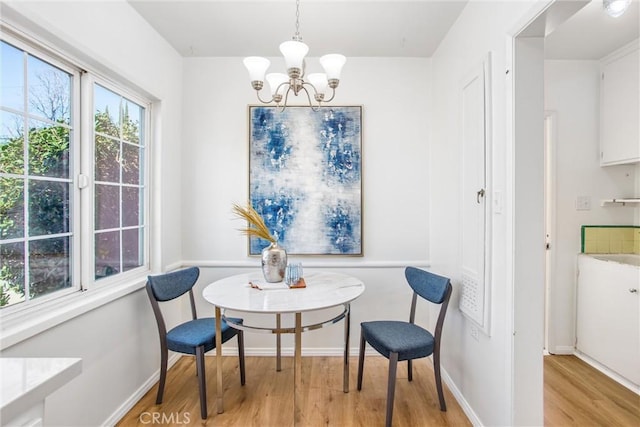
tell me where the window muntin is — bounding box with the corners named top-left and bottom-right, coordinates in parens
top-left (0, 39), bottom-right (75, 309)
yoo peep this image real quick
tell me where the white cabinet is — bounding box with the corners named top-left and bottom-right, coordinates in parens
top-left (576, 255), bottom-right (640, 387)
top-left (600, 40), bottom-right (639, 166)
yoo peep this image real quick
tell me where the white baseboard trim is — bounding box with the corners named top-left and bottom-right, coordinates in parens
top-left (441, 368), bottom-right (482, 426)
top-left (104, 353), bottom-right (181, 426)
top-left (548, 345), bottom-right (574, 355)
top-left (573, 350), bottom-right (640, 395)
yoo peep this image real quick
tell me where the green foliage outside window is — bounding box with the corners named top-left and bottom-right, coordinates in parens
top-left (0, 107), bottom-right (141, 307)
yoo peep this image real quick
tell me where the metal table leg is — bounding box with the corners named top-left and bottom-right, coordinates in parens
top-left (215, 306), bottom-right (224, 414)
top-left (343, 303), bottom-right (351, 393)
top-left (276, 313), bottom-right (282, 372)
top-left (294, 312), bottom-right (302, 423)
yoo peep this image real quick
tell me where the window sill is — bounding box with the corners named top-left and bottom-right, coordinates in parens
top-left (0, 277), bottom-right (147, 351)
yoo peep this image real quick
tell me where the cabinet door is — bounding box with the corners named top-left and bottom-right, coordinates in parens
top-left (600, 43), bottom-right (639, 165)
top-left (576, 256), bottom-right (640, 385)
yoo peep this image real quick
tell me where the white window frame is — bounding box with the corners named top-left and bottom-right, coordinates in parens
top-left (0, 24), bottom-right (153, 325)
top-left (0, 32), bottom-right (82, 314)
top-left (80, 75), bottom-right (151, 291)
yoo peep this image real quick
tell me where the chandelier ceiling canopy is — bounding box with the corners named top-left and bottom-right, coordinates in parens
top-left (243, 0), bottom-right (346, 110)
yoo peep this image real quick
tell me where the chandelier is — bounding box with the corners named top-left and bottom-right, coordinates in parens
top-left (243, 0), bottom-right (346, 110)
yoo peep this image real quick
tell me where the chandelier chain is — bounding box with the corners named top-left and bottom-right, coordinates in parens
top-left (294, 0), bottom-right (302, 41)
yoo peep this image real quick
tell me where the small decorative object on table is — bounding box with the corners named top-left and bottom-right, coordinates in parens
top-left (285, 262), bottom-right (305, 288)
top-left (232, 202), bottom-right (287, 282)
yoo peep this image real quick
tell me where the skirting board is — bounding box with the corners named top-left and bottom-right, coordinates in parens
top-left (103, 353), bottom-right (181, 426)
top-left (573, 350), bottom-right (640, 395)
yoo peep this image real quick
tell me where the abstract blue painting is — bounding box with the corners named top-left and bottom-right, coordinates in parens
top-left (248, 106), bottom-right (362, 255)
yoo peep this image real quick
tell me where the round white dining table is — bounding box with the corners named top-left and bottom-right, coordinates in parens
top-left (202, 270), bottom-right (365, 417)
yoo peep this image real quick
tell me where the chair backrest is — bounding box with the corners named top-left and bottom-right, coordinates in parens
top-left (405, 267), bottom-right (452, 333)
top-left (405, 266), bottom-right (450, 304)
top-left (146, 267), bottom-right (201, 337)
top-left (147, 266), bottom-right (200, 302)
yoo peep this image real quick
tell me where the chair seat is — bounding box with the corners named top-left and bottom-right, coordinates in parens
top-left (167, 317), bottom-right (243, 355)
top-left (361, 320), bottom-right (434, 361)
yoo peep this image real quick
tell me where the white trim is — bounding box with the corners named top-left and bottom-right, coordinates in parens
top-left (442, 368), bottom-right (483, 426)
top-left (183, 260), bottom-right (431, 269)
top-left (548, 345), bottom-right (574, 355)
top-left (573, 351), bottom-right (640, 395)
top-left (103, 353), bottom-right (181, 427)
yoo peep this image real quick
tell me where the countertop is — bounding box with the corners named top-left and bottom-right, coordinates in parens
top-left (0, 358), bottom-right (82, 424)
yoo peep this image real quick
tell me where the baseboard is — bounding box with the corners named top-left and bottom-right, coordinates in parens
top-left (104, 353), bottom-right (181, 426)
top-left (441, 368), bottom-right (483, 426)
top-left (548, 345), bottom-right (574, 355)
top-left (573, 350), bottom-right (640, 395)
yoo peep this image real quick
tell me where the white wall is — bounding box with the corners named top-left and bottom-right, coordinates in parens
top-left (181, 56), bottom-right (431, 264)
top-left (544, 60), bottom-right (636, 353)
top-left (0, 1), bottom-right (184, 425)
top-left (180, 57), bottom-right (435, 350)
top-left (430, 1), bottom-right (540, 425)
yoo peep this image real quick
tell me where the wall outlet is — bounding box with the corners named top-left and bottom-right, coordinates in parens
top-left (470, 325), bottom-right (479, 341)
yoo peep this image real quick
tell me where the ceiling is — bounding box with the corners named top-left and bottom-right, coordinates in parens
top-left (128, 0), bottom-right (639, 59)
top-left (545, 0), bottom-right (639, 59)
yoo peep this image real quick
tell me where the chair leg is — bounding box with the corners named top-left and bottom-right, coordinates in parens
top-left (357, 331), bottom-right (366, 391)
top-left (237, 331), bottom-right (246, 386)
top-left (386, 352), bottom-right (399, 427)
top-left (195, 346), bottom-right (207, 419)
top-left (156, 348), bottom-right (168, 404)
top-left (433, 351), bottom-right (447, 411)
top-left (408, 359), bottom-right (413, 382)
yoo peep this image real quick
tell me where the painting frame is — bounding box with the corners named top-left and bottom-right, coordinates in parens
top-left (247, 105), bottom-right (363, 256)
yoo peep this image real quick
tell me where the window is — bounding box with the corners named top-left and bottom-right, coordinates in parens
top-left (0, 34), bottom-right (150, 311)
top-left (93, 83), bottom-right (146, 281)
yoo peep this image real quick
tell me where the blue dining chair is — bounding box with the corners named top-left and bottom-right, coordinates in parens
top-left (357, 267), bottom-right (452, 427)
top-left (146, 266), bottom-right (246, 420)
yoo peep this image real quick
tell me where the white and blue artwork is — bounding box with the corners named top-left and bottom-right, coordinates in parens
top-left (249, 106), bottom-right (362, 255)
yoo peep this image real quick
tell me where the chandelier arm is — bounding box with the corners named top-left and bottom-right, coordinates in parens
top-left (279, 85), bottom-right (294, 111)
top-left (300, 81), bottom-right (320, 98)
top-left (299, 85), bottom-right (321, 111)
top-left (322, 87), bottom-right (337, 103)
top-left (256, 90), bottom-right (275, 104)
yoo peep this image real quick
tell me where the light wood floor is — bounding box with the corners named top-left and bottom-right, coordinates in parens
top-left (117, 354), bottom-right (640, 426)
top-left (117, 355), bottom-right (471, 426)
top-left (544, 355), bottom-right (640, 426)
